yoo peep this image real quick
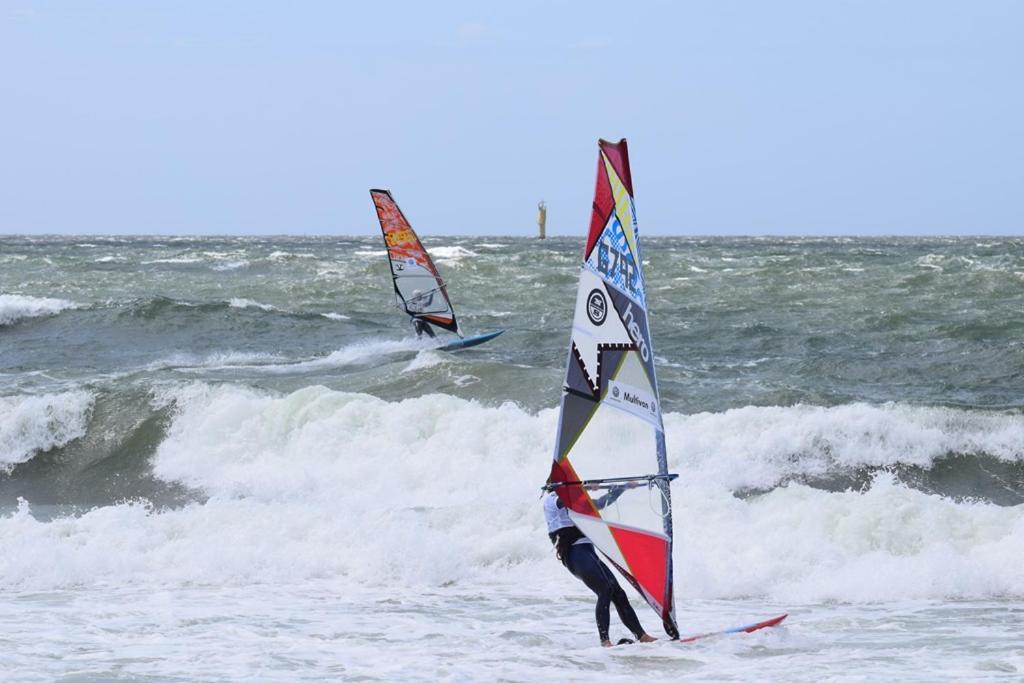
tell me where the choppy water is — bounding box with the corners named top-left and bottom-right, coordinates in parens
top-left (1, 235), bottom-right (1023, 681)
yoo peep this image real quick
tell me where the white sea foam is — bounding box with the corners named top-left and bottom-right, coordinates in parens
top-left (250, 338), bottom-right (429, 373)
top-left (667, 402), bottom-right (1024, 492)
top-left (403, 350), bottom-right (448, 373)
top-left (0, 294), bottom-right (79, 326)
top-left (430, 246), bottom-right (477, 261)
top-left (676, 473), bottom-right (1024, 602)
top-left (145, 351), bottom-right (287, 371)
top-left (227, 298), bottom-right (277, 311)
top-left (141, 256), bottom-right (205, 265)
top-left (321, 312), bottom-right (351, 321)
top-left (2, 386), bottom-right (1021, 605)
top-left (268, 250), bottom-right (316, 260)
top-left (212, 260), bottom-right (250, 271)
top-left (0, 390), bottom-right (94, 471)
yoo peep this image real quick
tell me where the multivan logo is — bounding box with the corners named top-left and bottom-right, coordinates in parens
top-left (586, 289), bottom-right (607, 326)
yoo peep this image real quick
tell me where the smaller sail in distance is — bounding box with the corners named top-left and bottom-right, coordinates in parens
top-left (370, 189), bottom-right (459, 334)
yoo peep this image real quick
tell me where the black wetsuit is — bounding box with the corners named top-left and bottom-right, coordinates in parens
top-left (547, 488), bottom-right (646, 643)
top-left (565, 542), bottom-right (645, 643)
top-left (412, 317), bottom-right (436, 338)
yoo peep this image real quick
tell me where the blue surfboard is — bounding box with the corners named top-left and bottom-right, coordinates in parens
top-left (437, 330), bottom-right (504, 351)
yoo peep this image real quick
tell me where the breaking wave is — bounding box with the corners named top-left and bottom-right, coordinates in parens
top-left (247, 338), bottom-right (433, 373)
top-left (0, 391), bottom-right (94, 472)
top-left (670, 402), bottom-right (1024, 493)
top-left (0, 294), bottom-right (79, 326)
top-left (1, 385), bottom-right (1022, 601)
top-left (227, 298), bottom-right (277, 311)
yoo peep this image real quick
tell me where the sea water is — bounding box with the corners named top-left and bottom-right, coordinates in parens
top-left (1, 235), bottom-right (1022, 681)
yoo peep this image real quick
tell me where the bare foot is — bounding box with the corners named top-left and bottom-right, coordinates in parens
top-left (601, 640), bottom-right (614, 648)
top-left (638, 633), bottom-right (657, 643)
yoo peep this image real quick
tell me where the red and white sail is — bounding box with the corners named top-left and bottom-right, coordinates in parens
top-left (548, 139), bottom-right (678, 638)
top-left (370, 189), bottom-right (459, 334)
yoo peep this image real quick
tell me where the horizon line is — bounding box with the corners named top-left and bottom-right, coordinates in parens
top-left (1, 232), bottom-right (1021, 240)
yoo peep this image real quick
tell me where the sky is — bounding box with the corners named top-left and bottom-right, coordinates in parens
top-left (1, 1), bottom-right (1022, 236)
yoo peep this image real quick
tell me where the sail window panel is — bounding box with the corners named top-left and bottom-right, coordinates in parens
top-left (588, 486), bottom-right (670, 540)
top-left (393, 267), bottom-right (452, 316)
top-left (563, 401), bottom-right (657, 481)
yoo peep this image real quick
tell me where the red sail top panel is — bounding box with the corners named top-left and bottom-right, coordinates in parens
top-left (585, 139), bottom-right (633, 259)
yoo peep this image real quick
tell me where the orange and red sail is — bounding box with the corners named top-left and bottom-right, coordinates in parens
top-left (370, 189), bottom-right (459, 334)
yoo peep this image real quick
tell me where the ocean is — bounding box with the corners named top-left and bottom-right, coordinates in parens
top-left (1, 235), bottom-right (1023, 681)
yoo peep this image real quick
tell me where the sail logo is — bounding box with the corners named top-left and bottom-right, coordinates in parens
top-left (597, 238), bottom-right (639, 297)
top-left (586, 289), bottom-right (607, 326)
top-left (605, 379), bottom-right (660, 426)
top-left (623, 391), bottom-right (649, 410)
top-left (621, 302), bottom-right (650, 362)
top-left (385, 229), bottom-right (416, 247)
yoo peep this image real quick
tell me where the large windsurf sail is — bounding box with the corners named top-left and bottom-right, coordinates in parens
top-left (546, 139), bottom-right (679, 638)
top-left (370, 189), bottom-right (460, 335)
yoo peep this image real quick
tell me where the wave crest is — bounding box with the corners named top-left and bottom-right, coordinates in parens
top-left (0, 294), bottom-right (79, 326)
top-left (0, 391), bottom-right (95, 471)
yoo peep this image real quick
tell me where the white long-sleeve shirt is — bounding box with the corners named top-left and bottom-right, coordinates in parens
top-left (543, 492), bottom-right (591, 545)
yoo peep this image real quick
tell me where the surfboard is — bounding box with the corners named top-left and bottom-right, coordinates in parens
top-left (677, 613), bottom-right (788, 644)
top-left (437, 329), bottom-right (504, 351)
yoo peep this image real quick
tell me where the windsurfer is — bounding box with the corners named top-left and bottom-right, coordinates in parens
top-left (407, 289), bottom-right (436, 338)
top-left (412, 318), bottom-right (435, 338)
top-left (543, 484), bottom-right (658, 647)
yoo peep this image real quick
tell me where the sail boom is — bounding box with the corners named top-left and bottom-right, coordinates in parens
top-left (543, 473), bottom-right (678, 491)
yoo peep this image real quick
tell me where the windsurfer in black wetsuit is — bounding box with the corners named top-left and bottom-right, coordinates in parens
top-left (543, 483), bottom-right (658, 647)
top-left (412, 317), bottom-right (435, 338)
top-left (407, 289), bottom-right (436, 338)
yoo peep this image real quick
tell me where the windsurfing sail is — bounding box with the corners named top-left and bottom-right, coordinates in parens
top-left (370, 189), bottom-right (460, 335)
top-left (546, 139), bottom-right (679, 638)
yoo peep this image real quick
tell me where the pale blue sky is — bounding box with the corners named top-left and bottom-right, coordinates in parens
top-left (1, 1), bottom-right (1021, 236)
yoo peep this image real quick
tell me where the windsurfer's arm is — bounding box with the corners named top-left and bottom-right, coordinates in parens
top-left (586, 482), bottom-right (640, 510)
